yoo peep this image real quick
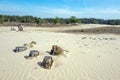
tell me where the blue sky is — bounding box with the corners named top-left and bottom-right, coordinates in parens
top-left (0, 0), bottom-right (120, 19)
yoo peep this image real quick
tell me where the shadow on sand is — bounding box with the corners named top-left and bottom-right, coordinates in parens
top-left (37, 62), bottom-right (43, 68)
top-left (59, 27), bottom-right (120, 35)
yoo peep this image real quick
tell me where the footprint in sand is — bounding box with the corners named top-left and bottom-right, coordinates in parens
top-left (109, 38), bottom-right (116, 40)
top-left (81, 37), bottom-right (87, 39)
top-left (97, 56), bottom-right (101, 59)
top-left (54, 62), bottom-right (63, 68)
top-left (84, 44), bottom-right (88, 46)
top-left (103, 38), bottom-right (108, 40)
top-left (92, 38), bottom-right (96, 40)
top-left (97, 38), bottom-right (102, 40)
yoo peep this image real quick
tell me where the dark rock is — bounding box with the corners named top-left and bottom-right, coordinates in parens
top-left (13, 46), bottom-right (27, 52)
top-left (41, 56), bottom-right (53, 69)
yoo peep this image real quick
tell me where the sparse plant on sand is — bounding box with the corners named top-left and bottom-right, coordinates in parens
top-left (31, 41), bottom-right (37, 45)
top-left (80, 29), bottom-right (84, 32)
top-left (23, 41), bottom-right (37, 48)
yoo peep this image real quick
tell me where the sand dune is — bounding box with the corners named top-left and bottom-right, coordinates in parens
top-left (0, 24), bottom-right (120, 80)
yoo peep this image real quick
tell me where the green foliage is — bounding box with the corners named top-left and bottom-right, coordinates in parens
top-left (40, 19), bottom-right (47, 23)
top-left (54, 17), bottom-right (60, 24)
top-left (0, 15), bottom-right (4, 24)
top-left (70, 16), bottom-right (79, 24)
top-left (0, 14), bottom-right (120, 25)
top-left (80, 29), bottom-right (84, 32)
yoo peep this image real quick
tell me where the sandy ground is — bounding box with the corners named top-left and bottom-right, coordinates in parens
top-left (0, 24), bottom-right (120, 80)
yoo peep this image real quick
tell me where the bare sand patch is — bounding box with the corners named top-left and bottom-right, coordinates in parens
top-left (0, 24), bottom-right (120, 80)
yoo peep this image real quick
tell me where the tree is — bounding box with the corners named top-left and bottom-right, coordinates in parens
top-left (54, 17), bottom-right (60, 24)
top-left (0, 15), bottom-right (4, 24)
top-left (40, 19), bottom-right (47, 24)
top-left (0, 14), bottom-right (120, 25)
top-left (70, 16), bottom-right (79, 24)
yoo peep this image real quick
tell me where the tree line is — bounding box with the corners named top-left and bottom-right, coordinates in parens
top-left (0, 14), bottom-right (120, 25)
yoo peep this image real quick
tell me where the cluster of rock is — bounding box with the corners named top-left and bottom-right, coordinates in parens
top-left (13, 43), bottom-right (64, 69)
top-left (10, 24), bottom-right (24, 31)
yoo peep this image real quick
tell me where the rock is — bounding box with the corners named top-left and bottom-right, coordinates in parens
top-left (50, 45), bottom-right (64, 55)
top-left (18, 24), bottom-right (24, 31)
top-left (41, 56), bottom-right (53, 69)
top-left (29, 50), bottom-right (39, 57)
top-left (13, 46), bottom-right (27, 52)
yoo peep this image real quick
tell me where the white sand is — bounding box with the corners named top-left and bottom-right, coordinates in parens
top-left (0, 24), bottom-right (120, 80)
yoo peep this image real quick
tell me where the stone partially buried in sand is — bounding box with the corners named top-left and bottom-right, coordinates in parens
top-left (41, 56), bottom-right (53, 69)
top-left (50, 45), bottom-right (64, 55)
top-left (25, 50), bottom-right (39, 59)
top-left (29, 50), bottom-right (39, 57)
top-left (13, 46), bottom-right (27, 52)
top-left (18, 24), bottom-right (24, 31)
